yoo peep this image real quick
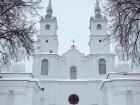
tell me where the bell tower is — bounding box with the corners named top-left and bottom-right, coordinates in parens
top-left (89, 0), bottom-right (110, 54)
top-left (37, 0), bottom-right (58, 54)
top-left (33, 0), bottom-right (59, 78)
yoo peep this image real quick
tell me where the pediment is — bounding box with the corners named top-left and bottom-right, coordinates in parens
top-left (62, 47), bottom-right (85, 58)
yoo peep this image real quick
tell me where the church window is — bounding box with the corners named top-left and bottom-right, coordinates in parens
top-left (8, 90), bottom-right (14, 105)
top-left (41, 59), bottom-right (49, 75)
top-left (99, 59), bottom-right (106, 75)
top-left (50, 50), bottom-right (53, 53)
top-left (40, 97), bottom-right (45, 105)
top-left (69, 94), bottom-right (79, 104)
top-left (97, 24), bottom-right (102, 30)
top-left (99, 40), bottom-right (102, 42)
top-left (46, 40), bottom-right (48, 43)
top-left (45, 24), bottom-right (50, 30)
top-left (70, 66), bottom-right (77, 79)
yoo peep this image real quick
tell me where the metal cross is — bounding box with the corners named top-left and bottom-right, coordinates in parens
top-left (72, 39), bottom-right (75, 45)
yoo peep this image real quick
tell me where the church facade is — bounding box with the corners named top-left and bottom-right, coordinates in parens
top-left (0, 0), bottom-right (140, 105)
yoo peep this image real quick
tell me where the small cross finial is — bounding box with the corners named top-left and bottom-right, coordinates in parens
top-left (71, 39), bottom-right (76, 48)
top-left (72, 39), bottom-right (75, 45)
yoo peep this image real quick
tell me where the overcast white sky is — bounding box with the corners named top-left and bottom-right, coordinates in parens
top-left (37, 0), bottom-right (107, 55)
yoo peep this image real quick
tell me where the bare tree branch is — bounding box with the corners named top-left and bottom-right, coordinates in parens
top-left (106, 0), bottom-right (140, 64)
top-left (0, 0), bottom-right (41, 69)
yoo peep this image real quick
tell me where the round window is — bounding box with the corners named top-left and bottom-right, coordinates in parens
top-left (46, 40), bottom-right (48, 43)
top-left (99, 40), bottom-right (102, 42)
top-left (68, 94), bottom-right (79, 104)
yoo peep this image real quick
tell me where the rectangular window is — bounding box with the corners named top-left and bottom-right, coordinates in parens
top-left (70, 66), bottom-right (77, 79)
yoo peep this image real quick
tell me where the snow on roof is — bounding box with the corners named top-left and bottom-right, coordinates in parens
top-left (101, 78), bottom-right (140, 89)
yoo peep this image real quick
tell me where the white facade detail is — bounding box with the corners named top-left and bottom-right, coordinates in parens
top-left (0, 0), bottom-right (140, 105)
top-left (0, 73), bottom-right (41, 105)
top-left (101, 73), bottom-right (140, 105)
top-left (89, 0), bottom-right (109, 54)
top-left (37, 0), bottom-right (58, 54)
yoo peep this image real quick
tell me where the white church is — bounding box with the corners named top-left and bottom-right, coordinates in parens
top-left (0, 0), bottom-right (140, 105)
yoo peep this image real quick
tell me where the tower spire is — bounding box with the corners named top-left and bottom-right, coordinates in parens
top-left (94, 0), bottom-right (102, 18)
top-left (46, 0), bottom-right (53, 18)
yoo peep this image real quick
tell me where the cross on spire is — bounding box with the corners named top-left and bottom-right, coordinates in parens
top-left (71, 39), bottom-right (76, 48)
top-left (72, 40), bottom-right (75, 45)
top-left (48, 0), bottom-right (52, 8)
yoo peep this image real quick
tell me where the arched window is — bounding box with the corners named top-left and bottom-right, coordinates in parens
top-left (41, 59), bottom-right (49, 75)
top-left (99, 59), bottom-right (106, 75)
top-left (45, 24), bottom-right (50, 30)
top-left (70, 66), bottom-right (77, 79)
top-left (97, 24), bottom-right (102, 30)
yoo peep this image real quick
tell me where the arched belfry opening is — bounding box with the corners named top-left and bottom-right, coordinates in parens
top-left (97, 24), bottom-right (102, 30)
top-left (45, 24), bottom-right (50, 30)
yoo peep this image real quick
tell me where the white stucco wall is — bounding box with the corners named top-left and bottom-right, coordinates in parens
top-left (40, 18), bottom-right (57, 36)
top-left (89, 35), bottom-right (110, 54)
top-left (0, 80), bottom-right (40, 105)
top-left (89, 17), bottom-right (107, 36)
top-left (0, 73), bottom-right (41, 105)
top-left (39, 80), bottom-right (103, 105)
top-left (37, 35), bottom-right (58, 54)
top-left (101, 73), bottom-right (140, 105)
